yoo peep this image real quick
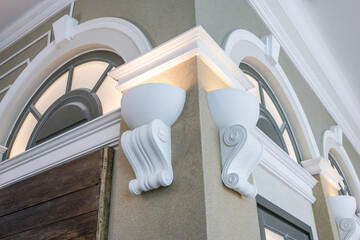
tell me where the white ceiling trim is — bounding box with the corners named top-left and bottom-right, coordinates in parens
top-left (0, 0), bottom-right (74, 53)
top-left (248, 0), bottom-right (360, 156)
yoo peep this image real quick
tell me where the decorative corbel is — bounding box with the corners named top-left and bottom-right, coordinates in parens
top-left (120, 83), bottom-right (186, 194)
top-left (0, 145), bottom-right (7, 160)
top-left (328, 196), bottom-right (360, 240)
top-left (207, 88), bottom-right (263, 198)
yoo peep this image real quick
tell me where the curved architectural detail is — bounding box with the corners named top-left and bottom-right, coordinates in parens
top-left (339, 218), bottom-right (356, 240)
top-left (120, 83), bottom-right (186, 194)
top-left (0, 146), bottom-right (7, 160)
top-left (323, 126), bottom-right (360, 203)
top-left (328, 196), bottom-right (360, 240)
top-left (0, 16), bottom-right (152, 148)
top-left (121, 119), bottom-right (172, 194)
top-left (222, 29), bottom-right (319, 159)
top-left (207, 88), bottom-right (263, 198)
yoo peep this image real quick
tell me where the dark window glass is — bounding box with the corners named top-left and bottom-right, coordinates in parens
top-left (257, 195), bottom-right (313, 240)
top-left (328, 153), bottom-right (352, 196)
top-left (240, 62), bottom-right (301, 163)
top-left (4, 51), bottom-right (124, 160)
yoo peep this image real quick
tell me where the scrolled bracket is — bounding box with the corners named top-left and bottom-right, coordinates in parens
top-left (121, 119), bottom-right (173, 194)
top-left (219, 124), bottom-right (263, 198)
top-left (337, 217), bottom-right (360, 240)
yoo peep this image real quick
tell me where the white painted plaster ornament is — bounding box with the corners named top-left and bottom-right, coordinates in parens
top-left (120, 83), bottom-right (186, 194)
top-left (328, 196), bottom-right (360, 240)
top-left (207, 88), bottom-right (263, 198)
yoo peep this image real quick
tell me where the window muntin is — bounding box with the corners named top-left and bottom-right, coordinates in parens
top-left (240, 62), bottom-right (301, 163)
top-left (328, 153), bottom-right (353, 196)
top-left (4, 51), bottom-right (124, 160)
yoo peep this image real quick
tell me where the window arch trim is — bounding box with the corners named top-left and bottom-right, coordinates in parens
top-left (0, 17), bottom-right (152, 151)
top-left (222, 29), bottom-right (319, 159)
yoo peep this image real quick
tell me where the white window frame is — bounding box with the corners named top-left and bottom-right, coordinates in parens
top-left (0, 17), bottom-right (152, 188)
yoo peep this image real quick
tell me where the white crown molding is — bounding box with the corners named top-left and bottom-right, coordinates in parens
top-left (207, 88), bottom-right (263, 198)
top-left (302, 157), bottom-right (342, 190)
top-left (0, 109), bottom-right (120, 189)
top-left (0, 0), bottom-right (74, 53)
top-left (109, 26), bottom-right (253, 92)
top-left (247, 0), bottom-right (360, 157)
top-left (253, 128), bottom-right (317, 203)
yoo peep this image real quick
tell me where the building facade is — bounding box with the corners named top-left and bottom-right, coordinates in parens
top-left (0, 0), bottom-right (359, 239)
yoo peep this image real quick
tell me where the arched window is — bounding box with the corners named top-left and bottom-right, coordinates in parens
top-left (328, 153), bottom-right (352, 196)
top-left (240, 62), bottom-right (301, 163)
top-left (3, 51), bottom-right (124, 160)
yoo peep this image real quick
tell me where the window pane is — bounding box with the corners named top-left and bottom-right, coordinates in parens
top-left (96, 72), bottom-right (122, 115)
top-left (283, 129), bottom-right (297, 161)
top-left (265, 228), bottom-right (284, 240)
top-left (10, 113), bottom-right (38, 157)
top-left (34, 72), bottom-right (68, 115)
top-left (263, 89), bottom-right (283, 128)
top-left (245, 74), bottom-right (261, 103)
top-left (71, 61), bottom-right (109, 91)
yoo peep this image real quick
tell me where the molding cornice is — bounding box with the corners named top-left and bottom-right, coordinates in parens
top-left (109, 26), bottom-right (253, 92)
top-left (248, 0), bottom-right (360, 156)
top-left (302, 157), bottom-right (342, 190)
top-left (0, 0), bottom-right (74, 53)
top-left (0, 109), bottom-right (120, 189)
top-left (253, 128), bottom-right (318, 203)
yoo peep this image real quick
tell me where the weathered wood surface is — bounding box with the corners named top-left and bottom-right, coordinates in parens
top-left (0, 150), bottom-right (103, 217)
top-left (3, 211), bottom-right (98, 240)
top-left (0, 147), bottom-right (114, 240)
top-left (0, 185), bottom-right (99, 238)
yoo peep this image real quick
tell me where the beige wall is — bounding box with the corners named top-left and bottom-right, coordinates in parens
top-left (311, 174), bottom-right (340, 240)
top-left (73, 0), bottom-right (196, 48)
top-left (252, 166), bottom-right (319, 240)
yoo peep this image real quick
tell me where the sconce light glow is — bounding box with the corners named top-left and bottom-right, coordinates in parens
top-left (120, 83), bottom-right (186, 194)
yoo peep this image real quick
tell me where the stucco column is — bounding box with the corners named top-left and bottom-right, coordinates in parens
top-left (303, 157), bottom-right (341, 240)
top-left (108, 57), bottom-right (261, 240)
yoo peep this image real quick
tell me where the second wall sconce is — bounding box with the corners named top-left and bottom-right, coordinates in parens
top-left (207, 88), bottom-right (263, 198)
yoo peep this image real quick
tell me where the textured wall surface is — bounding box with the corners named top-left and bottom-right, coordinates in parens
top-left (311, 174), bottom-right (340, 240)
top-left (252, 166), bottom-right (319, 240)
